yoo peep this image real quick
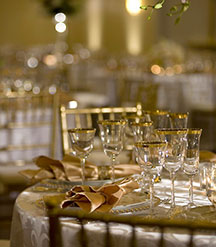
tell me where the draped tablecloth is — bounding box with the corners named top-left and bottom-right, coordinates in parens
top-left (10, 173), bottom-right (216, 247)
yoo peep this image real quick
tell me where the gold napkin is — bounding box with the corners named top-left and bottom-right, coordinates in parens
top-left (19, 155), bottom-right (97, 184)
top-left (200, 150), bottom-right (216, 162)
top-left (61, 177), bottom-right (139, 213)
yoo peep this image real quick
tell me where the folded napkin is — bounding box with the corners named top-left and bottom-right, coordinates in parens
top-left (19, 155), bottom-right (98, 184)
top-left (200, 150), bottom-right (216, 162)
top-left (19, 154), bottom-right (141, 184)
top-left (61, 176), bottom-right (139, 213)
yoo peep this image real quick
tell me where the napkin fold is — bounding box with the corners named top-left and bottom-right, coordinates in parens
top-left (19, 155), bottom-right (98, 184)
top-left (61, 176), bottom-right (139, 213)
top-left (200, 150), bottom-right (216, 162)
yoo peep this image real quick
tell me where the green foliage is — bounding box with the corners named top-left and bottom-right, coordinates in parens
top-left (140, 0), bottom-right (190, 23)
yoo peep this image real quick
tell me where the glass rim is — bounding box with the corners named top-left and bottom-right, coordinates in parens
top-left (68, 128), bottom-right (96, 134)
top-left (143, 110), bottom-right (169, 116)
top-left (187, 128), bottom-right (202, 134)
top-left (131, 121), bottom-right (153, 127)
top-left (156, 128), bottom-right (188, 135)
top-left (135, 141), bottom-right (167, 148)
top-left (169, 112), bottom-right (189, 119)
top-left (97, 119), bottom-right (126, 125)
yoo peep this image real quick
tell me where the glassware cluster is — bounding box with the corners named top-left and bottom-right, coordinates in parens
top-left (67, 110), bottom-right (204, 214)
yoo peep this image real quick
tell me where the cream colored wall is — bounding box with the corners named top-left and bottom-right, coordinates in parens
top-left (0, 0), bottom-right (212, 54)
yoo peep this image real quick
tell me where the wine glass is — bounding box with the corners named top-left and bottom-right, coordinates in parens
top-left (205, 162), bottom-right (216, 207)
top-left (68, 128), bottom-right (96, 185)
top-left (98, 120), bottom-right (126, 182)
top-left (156, 128), bottom-right (188, 209)
top-left (143, 110), bottom-right (170, 129)
top-left (134, 141), bottom-right (167, 215)
top-left (183, 128), bottom-right (202, 208)
top-left (169, 112), bottom-right (189, 129)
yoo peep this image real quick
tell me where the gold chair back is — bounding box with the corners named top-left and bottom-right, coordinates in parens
top-left (60, 105), bottom-right (140, 155)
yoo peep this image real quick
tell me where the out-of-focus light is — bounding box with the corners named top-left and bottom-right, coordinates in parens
top-left (32, 86), bottom-right (40, 94)
top-left (173, 64), bottom-right (183, 74)
top-left (14, 79), bottom-right (23, 88)
top-left (68, 100), bottom-right (78, 109)
top-left (49, 85), bottom-right (57, 95)
top-left (63, 54), bottom-right (74, 64)
top-left (55, 13), bottom-right (66, 23)
top-left (126, 0), bottom-right (142, 16)
top-left (27, 57), bottom-right (38, 68)
top-left (165, 67), bottom-right (174, 76)
top-left (55, 23), bottom-right (66, 33)
top-left (23, 80), bottom-right (32, 91)
top-left (43, 55), bottom-right (57, 67)
top-left (151, 64), bottom-right (161, 75)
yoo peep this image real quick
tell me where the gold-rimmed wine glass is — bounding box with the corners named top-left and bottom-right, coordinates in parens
top-left (134, 141), bottom-right (167, 215)
top-left (156, 128), bottom-right (188, 210)
top-left (183, 128), bottom-right (202, 208)
top-left (98, 119), bottom-right (126, 182)
top-left (143, 110), bottom-right (170, 129)
top-left (169, 112), bottom-right (189, 129)
top-left (68, 128), bottom-right (96, 185)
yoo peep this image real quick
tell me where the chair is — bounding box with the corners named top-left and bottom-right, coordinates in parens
top-left (60, 105), bottom-right (141, 156)
top-left (0, 90), bottom-right (71, 202)
top-left (48, 206), bottom-right (216, 247)
top-left (119, 73), bottom-right (159, 111)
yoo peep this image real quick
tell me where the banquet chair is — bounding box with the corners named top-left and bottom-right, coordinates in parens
top-left (120, 75), bottom-right (159, 111)
top-left (48, 207), bottom-right (216, 247)
top-left (0, 91), bottom-right (64, 197)
top-left (60, 104), bottom-right (141, 156)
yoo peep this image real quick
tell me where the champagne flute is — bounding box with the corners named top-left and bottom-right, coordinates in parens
top-left (98, 120), bottom-right (126, 182)
top-left (183, 128), bottom-right (202, 208)
top-left (134, 141), bottom-right (167, 215)
top-left (68, 128), bottom-right (96, 185)
top-left (156, 128), bottom-right (188, 209)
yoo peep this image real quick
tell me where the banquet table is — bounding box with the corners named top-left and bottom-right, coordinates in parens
top-left (10, 169), bottom-right (216, 247)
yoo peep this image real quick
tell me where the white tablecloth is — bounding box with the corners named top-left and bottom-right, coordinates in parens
top-left (10, 172), bottom-right (216, 247)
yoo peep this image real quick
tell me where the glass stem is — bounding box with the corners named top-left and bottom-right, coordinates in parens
top-left (80, 158), bottom-right (86, 185)
top-left (189, 175), bottom-right (194, 205)
top-left (170, 171), bottom-right (176, 208)
top-left (111, 155), bottom-right (116, 183)
top-left (149, 177), bottom-right (154, 215)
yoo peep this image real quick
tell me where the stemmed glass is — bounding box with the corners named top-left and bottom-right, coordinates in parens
top-left (183, 128), bottom-right (202, 208)
top-left (134, 141), bottom-right (167, 215)
top-left (68, 128), bottom-right (96, 185)
top-left (169, 112), bottom-right (189, 129)
top-left (143, 110), bottom-right (170, 129)
top-left (156, 128), bottom-right (188, 209)
top-left (98, 120), bottom-right (126, 182)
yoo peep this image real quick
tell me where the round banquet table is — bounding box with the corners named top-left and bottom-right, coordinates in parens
top-left (10, 173), bottom-right (216, 247)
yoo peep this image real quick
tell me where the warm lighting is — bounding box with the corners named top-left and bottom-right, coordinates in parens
top-left (55, 13), bottom-right (66, 23)
top-left (151, 64), bottom-right (161, 75)
top-left (87, 0), bottom-right (102, 51)
top-left (126, 0), bottom-right (142, 16)
top-left (55, 22), bottom-right (66, 33)
top-left (126, 17), bottom-right (142, 55)
top-left (68, 100), bottom-right (78, 109)
top-left (43, 55), bottom-right (58, 67)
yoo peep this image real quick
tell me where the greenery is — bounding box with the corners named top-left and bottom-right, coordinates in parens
top-left (140, 0), bottom-right (190, 24)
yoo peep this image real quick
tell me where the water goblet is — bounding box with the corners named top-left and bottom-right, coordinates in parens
top-left (156, 128), bottom-right (188, 209)
top-left (68, 128), bottom-right (96, 185)
top-left (183, 128), bottom-right (202, 208)
top-left (134, 141), bottom-right (167, 215)
top-left (98, 120), bottom-right (126, 182)
top-left (169, 112), bottom-right (189, 129)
